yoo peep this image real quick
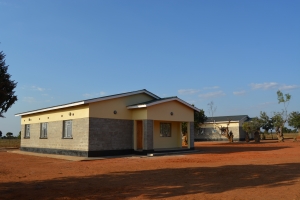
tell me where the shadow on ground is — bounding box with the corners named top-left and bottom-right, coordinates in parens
top-left (1, 162), bottom-right (300, 199)
top-left (195, 141), bottom-right (291, 154)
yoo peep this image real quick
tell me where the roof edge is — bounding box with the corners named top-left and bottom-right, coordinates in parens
top-left (15, 89), bottom-right (160, 117)
top-left (127, 97), bottom-right (201, 112)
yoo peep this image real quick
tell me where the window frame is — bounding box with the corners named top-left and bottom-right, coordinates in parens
top-left (63, 120), bottom-right (73, 139)
top-left (40, 122), bottom-right (48, 139)
top-left (24, 124), bottom-right (30, 138)
top-left (160, 123), bottom-right (172, 137)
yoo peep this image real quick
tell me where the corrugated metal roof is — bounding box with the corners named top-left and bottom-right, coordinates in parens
top-left (206, 115), bottom-right (249, 122)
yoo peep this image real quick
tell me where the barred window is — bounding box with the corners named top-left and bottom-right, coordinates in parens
top-left (160, 123), bottom-right (171, 137)
top-left (63, 120), bottom-right (72, 138)
top-left (25, 124), bottom-right (30, 138)
top-left (40, 123), bottom-right (48, 138)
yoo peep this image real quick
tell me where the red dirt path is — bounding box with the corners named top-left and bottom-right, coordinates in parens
top-left (1, 140), bottom-right (300, 200)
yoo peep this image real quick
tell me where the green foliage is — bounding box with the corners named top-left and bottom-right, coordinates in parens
top-left (194, 109), bottom-right (207, 130)
top-left (182, 122), bottom-right (187, 135)
top-left (288, 111), bottom-right (300, 131)
top-left (242, 117), bottom-right (262, 133)
top-left (272, 112), bottom-right (285, 128)
top-left (0, 50), bottom-right (18, 117)
top-left (277, 90), bottom-right (291, 104)
top-left (276, 90), bottom-right (291, 121)
top-left (182, 109), bottom-right (207, 134)
top-left (6, 132), bottom-right (13, 137)
top-left (18, 131), bottom-right (21, 139)
top-left (259, 111), bottom-right (274, 132)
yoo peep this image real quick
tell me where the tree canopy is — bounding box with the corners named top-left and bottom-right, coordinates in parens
top-left (288, 111), bottom-right (300, 131)
top-left (260, 111), bottom-right (274, 133)
top-left (0, 50), bottom-right (17, 117)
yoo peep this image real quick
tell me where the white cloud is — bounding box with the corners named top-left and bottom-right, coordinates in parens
top-left (83, 91), bottom-right (106, 98)
top-left (250, 82), bottom-right (279, 90)
top-left (250, 82), bottom-right (300, 91)
top-left (178, 89), bottom-right (200, 95)
top-left (198, 91), bottom-right (225, 99)
top-left (31, 85), bottom-right (46, 92)
top-left (279, 85), bottom-right (300, 90)
top-left (23, 97), bottom-right (36, 103)
top-left (203, 86), bottom-right (219, 90)
top-left (233, 90), bottom-right (246, 96)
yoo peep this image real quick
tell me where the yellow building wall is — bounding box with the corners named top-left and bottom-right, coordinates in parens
top-left (89, 93), bottom-right (154, 119)
top-left (147, 100), bottom-right (194, 122)
top-left (153, 121), bottom-right (182, 149)
top-left (20, 105), bottom-right (89, 125)
top-left (131, 108), bottom-right (147, 120)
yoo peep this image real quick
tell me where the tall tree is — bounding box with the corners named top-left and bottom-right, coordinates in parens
top-left (275, 90), bottom-right (291, 142)
top-left (260, 111), bottom-right (274, 139)
top-left (0, 50), bottom-right (17, 117)
top-left (288, 111), bottom-right (300, 133)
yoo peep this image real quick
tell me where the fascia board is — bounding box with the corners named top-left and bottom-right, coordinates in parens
top-left (127, 98), bottom-right (201, 112)
top-left (15, 90), bottom-right (160, 117)
top-left (205, 121), bottom-right (239, 124)
top-left (15, 101), bottom-right (85, 116)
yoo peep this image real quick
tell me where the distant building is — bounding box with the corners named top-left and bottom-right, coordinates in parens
top-left (195, 115), bottom-right (252, 141)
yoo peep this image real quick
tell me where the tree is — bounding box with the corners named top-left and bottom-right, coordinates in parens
top-left (0, 50), bottom-right (17, 117)
top-left (274, 90), bottom-right (291, 142)
top-left (272, 112), bottom-right (285, 142)
top-left (260, 111), bottom-right (274, 139)
top-left (242, 117), bottom-right (262, 142)
top-left (0, 130), bottom-right (2, 137)
top-left (194, 109), bottom-right (207, 130)
top-left (6, 132), bottom-right (13, 138)
top-left (207, 101), bottom-right (217, 120)
top-left (288, 111), bottom-right (300, 133)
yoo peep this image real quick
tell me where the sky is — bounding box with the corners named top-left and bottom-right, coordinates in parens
top-left (0, 0), bottom-right (299, 136)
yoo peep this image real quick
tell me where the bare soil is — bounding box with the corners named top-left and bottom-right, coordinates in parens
top-left (1, 140), bottom-right (300, 200)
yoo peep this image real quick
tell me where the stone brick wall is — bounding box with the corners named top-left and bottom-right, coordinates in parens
top-left (20, 118), bottom-right (89, 151)
top-left (189, 122), bottom-right (194, 148)
top-left (89, 118), bottom-right (133, 151)
top-left (143, 120), bottom-right (153, 150)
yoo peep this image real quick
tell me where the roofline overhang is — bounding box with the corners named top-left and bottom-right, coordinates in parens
top-left (205, 121), bottom-right (240, 124)
top-left (127, 97), bottom-right (201, 112)
top-left (15, 89), bottom-right (160, 117)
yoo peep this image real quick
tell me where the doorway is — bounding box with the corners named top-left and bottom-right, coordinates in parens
top-left (136, 120), bottom-right (143, 150)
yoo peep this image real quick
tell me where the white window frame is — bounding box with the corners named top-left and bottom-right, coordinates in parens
top-left (63, 120), bottom-right (73, 138)
top-left (25, 124), bottom-right (30, 138)
top-left (40, 122), bottom-right (48, 138)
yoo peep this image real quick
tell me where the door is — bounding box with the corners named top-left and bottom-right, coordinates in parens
top-left (136, 121), bottom-right (143, 150)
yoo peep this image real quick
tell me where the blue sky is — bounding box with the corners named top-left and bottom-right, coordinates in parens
top-left (0, 0), bottom-right (299, 136)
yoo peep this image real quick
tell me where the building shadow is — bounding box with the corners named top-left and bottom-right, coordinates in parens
top-left (1, 162), bottom-right (300, 199)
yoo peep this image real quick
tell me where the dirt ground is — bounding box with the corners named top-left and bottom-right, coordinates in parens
top-left (1, 140), bottom-right (300, 200)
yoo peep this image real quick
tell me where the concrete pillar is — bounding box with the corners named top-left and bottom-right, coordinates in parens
top-left (143, 120), bottom-right (153, 151)
top-left (188, 122), bottom-right (195, 149)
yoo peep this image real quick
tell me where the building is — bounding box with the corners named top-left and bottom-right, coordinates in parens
top-left (195, 115), bottom-right (251, 141)
top-left (15, 89), bottom-right (199, 157)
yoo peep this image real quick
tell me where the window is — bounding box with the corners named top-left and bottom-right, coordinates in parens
top-left (160, 123), bottom-right (171, 137)
top-left (25, 124), bottom-right (30, 138)
top-left (40, 123), bottom-right (48, 138)
top-left (63, 120), bottom-right (72, 138)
